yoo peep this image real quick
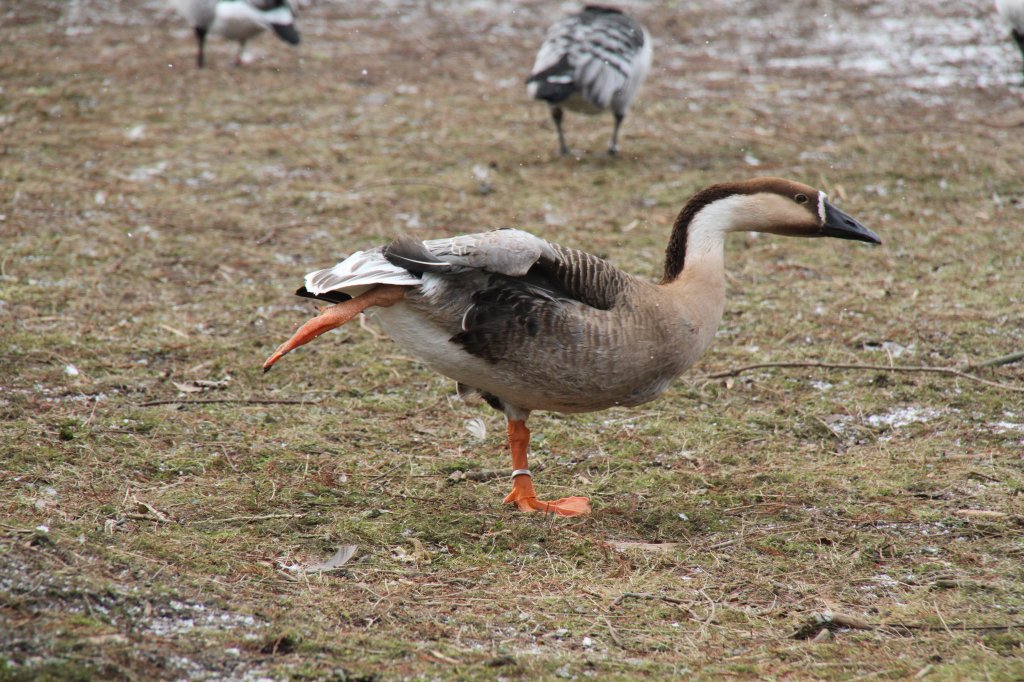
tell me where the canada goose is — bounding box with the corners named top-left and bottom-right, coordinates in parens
top-left (527, 5), bottom-right (652, 156)
top-left (171, 0), bottom-right (300, 68)
top-left (996, 0), bottom-right (1024, 83)
top-left (264, 178), bottom-right (880, 516)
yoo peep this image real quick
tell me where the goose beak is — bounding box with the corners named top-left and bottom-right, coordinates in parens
top-left (820, 201), bottom-right (881, 244)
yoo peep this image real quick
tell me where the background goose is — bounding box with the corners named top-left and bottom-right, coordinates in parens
top-left (264, 178), bottom-right (880, 517)
top-left (996, 0), bottom-right (1024, 83)
top-left (527, 5), bottom-right (653, 155)
top-left (172, 0), bottom-right (300, 68)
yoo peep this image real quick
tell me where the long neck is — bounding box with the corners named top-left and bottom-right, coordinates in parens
top-left (661, 185), bottom-right (740, 283)
top-left (660, 192), bottom-right (743, 351)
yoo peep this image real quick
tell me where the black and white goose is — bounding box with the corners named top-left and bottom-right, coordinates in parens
top-left (997, 0), bottom-right (1024, 83)
top-left (527, 5), bottom-right (652, 156)
top-left (171, 0), bottom-right (300, 68)
top-left (263, 178), bottom-right (880, 517)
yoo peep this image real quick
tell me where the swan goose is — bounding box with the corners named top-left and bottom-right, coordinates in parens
top-left (171, 0), bottom-right (300, 68)
top-left (264, 178), bottom-right (880, 517)
top-left (527, 5), bottom-right (652, 156)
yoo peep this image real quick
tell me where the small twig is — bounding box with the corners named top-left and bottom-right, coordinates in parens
top-left (968, 350), bottom-right (1024, 370)
top-left (367, 462), bottom-right (405, 484)
top-left (191, 513), bottom-right (305, 525)
top-left (604, 615), bottom-right (626, 648)
top-left (702, 361), bottom-right (1024, 392)
top-left (884, 622), bottom-right (1024, 632)
top-left (793, 612), bottom-right (876, 639)
top-left (255, 219), bottom-right (308, 246)
top-left (351, 179), bottom-right (463, 195)
top-left (124, 512), bottom-right (171, 524)
top-left (0, 524), bottom-right (40, 534)
top-left (159, 324), bottom-right (189, 339)
top-left (796, 611), bottom-right (1024, 638)
top-left (975, 112), bottom-right (1024, 129)
top-left (138, 398), bottom-right (315, 407)
top-left (613, 591), bottom-right (684, 606)
top-left (955, 509), bottom-right (1011, 521)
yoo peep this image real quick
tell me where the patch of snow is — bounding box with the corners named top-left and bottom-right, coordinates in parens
top-left (137, 599), bottom-right (264, 638)
top-left (867, 406), bottom-right (942, 429)
top-left (394, 211), bottom-right (422, 230)
top-left (122, 161), bottom-right (168, 183)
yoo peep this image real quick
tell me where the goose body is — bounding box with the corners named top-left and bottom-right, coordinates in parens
top-left (996, 0), bottom-right (1024, 83)
top-left (171, 0), bottom-right (299, 68)
top-left (307, 235), bottom-right (709, 415)
top-left (527, 5), bottom-right (652, 155)
top-left (265, 178), bottom-right (880, 516)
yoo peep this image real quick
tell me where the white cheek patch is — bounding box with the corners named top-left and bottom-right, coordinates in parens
top-left (817, 190), bottom-right (828, 224)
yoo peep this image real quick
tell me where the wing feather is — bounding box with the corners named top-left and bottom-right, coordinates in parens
top-left (421, 228), bottom-right (559, 277)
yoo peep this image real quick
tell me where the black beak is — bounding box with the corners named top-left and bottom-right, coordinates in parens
top-left (821, 200), bottom-right (881, 244)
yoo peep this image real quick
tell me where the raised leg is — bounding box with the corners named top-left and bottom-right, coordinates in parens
top-left (263, 284), bottom-right (407, 372)
top-left (608, 112), bottom-right (624, 156)
top-left (551, 106), bottom-right (569, 156)
top-left (502, 419), bottom-right (590, 516)
top-left (195, 27), bottom-right (208, 68)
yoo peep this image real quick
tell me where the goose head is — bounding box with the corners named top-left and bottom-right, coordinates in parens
top-left (662, 177), bottom-right (880, 282)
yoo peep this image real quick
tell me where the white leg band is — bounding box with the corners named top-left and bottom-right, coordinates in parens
top-left (511, 468), bottom-right (532, 479)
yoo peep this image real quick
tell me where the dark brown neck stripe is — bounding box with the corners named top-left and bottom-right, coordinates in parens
top-left (661, 185), bottom-right (736, 283)
top-left (661, 178), bottom-right (801, 283)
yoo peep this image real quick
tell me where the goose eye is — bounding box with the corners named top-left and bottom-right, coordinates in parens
top-left (794, 193), bottom-right (809, 204)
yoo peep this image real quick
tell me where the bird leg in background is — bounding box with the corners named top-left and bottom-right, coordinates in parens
top-left (1015, 30), bottom-right (1024, 83)
top-left (235, 39), bottom-right (247, 67)
top-left (608, 112), bottom-right (624, 156)
top-left (194, 27), bottom-right (207, 68)
top-left (551, 106), bottom-right (569, 156)
top-left (263, 284), bottom-right (407, 372)
top-left (502, 419), bottom-right (591, 516)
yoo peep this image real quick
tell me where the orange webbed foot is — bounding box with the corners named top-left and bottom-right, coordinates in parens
top-left (503, 490), bottom-right (591, 517)
top-left (503, 473), bottom-right (591, 517)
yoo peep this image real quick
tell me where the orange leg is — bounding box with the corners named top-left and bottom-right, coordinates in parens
top-left (502, 419), bottom-right (591, 517)
top-left (263, 284), bottom-right (407, 372)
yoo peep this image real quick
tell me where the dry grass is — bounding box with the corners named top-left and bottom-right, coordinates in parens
top-left (3, 0), bottom-right (1024, 679)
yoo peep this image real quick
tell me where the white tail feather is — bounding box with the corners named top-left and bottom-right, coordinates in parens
top-left (304, 249), bottom-right (419, 296)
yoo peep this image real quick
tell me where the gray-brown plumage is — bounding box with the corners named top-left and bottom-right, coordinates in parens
top-left (266, 177), bottom-right (881, 516)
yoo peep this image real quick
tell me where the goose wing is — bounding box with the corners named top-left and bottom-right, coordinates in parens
top-left (300, 228), bottom-right (638, 341)
top-left (386, 229), bottom-right (641, 368)
top-left (387, 228), bottom-right (635, 311)
top-left (298, 229), bottom-right (555, 304)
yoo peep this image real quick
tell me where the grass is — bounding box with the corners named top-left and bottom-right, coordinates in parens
top-left (3, 0), bottom-right (1024, 679)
